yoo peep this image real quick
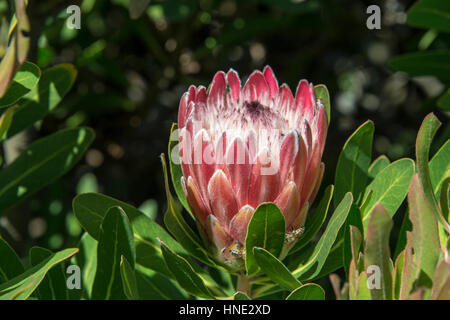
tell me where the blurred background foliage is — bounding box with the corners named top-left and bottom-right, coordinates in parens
top-left (0, 0), bottom-right (448, 270)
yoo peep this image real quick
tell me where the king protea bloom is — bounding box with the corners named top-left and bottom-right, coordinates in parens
top-left (177, 66), bottom-right (327, 263)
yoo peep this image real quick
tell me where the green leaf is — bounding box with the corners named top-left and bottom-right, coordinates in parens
top-left (407, 0), bottom-right (450, 33)
top-left (392, 250), bottom-right (405, 300)
top-left (168, 123), bottom-right (192, 216)
top-left (438, 89), bottom-right (450, 110)
top-left (135, 264), bottom-right (188, 300)
top-left (368, 155), bottom-right (390, 179)
top-left (314, 84), bottom-right (331, 125)
top-left (364, 204), bottom-right (393, 300)
top-left (6, 64), bottom-right (77, 138)
top-left (430, 139), bottom-right (450, 199)
top-left (0, 248), bottom-right (78, 300)
top-left (233, 292), bottom-right (251, 300)
top-left (253, 247), bottom-right (301, 291)
top-left (416, 113), bottom-right (449, 232)
top-left (406, 174), bottom-right (441, 286)
top-left (0, 237), bottom-right (24, 284)
top-left (292, 193), bottom-right (353, 280)
top-left (334, 120), bottom-right (374, 206)
top-left (159, 240), bottom-right (213, 299)
top-left (286, 283), bottom-right (325, 300)
top-left (343, 204), bottom-right (363, 274)
top-left (29, 246), bottom-right (69, 300)
top-left (0, 61), bottom-right (40, 108)
top-left (361, 159), bottom-right (415, 228)
top-left (73, 192), bottom-right (187, 278)
top-left (161, 153), bottom-right (216, 267)
top-left (388, 51), bottom-right (450, 81)
top-left (245, 203), bottom-right (286, 275)
top-left (289, 185), bottom-right (333, 254)
top-left (355, 272), bottom-right (371, 300)
top-left (0, 105), bottom-right (15, 141)
top-left (0, 127), bottom-right (94, 215)
top-left (91, 206), bottom-right (135, 300)
top-left (120, 256), bottom-right (139, 300)
top-left (72, 233), bottom-right (97, 299)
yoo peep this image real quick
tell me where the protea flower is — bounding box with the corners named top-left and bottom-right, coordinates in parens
top-left (177, 66), bottom-right (328, 264)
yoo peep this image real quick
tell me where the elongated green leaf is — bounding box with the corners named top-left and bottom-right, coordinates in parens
top-left (430, 139), bottom-right (450, 199)
top-left (438, 89), bottom-right (450, 110)
top-left (168, 124), bottom-right (192, 216)
top-left (0, 248), bottom-right (78, 300)
top-left (407, 174), bottom-right (441, 286)
top-left (159, 240), bottom-right (213, 299)
top-left (254, 247), bottom-right (301, 291)
top-left (135, 264), bottom-right (188, 300)
top-left (364, 204), bottom-right (393, 300)
top-left (388, 51), bottom-right (450, 81)
top-left (0, 127), bottom-right (94, 215)
top-left (361, 159), bottom-right (415, 228)
top-left (91, 207), bottom-right (135, 300)
top-left (72, 233), bottom-right (97, 299)
top-left (29, 246), bottom-right (69, 300)
top-left (120, 256), bottom-right (139, 300)
top-left (6, 64), bottom-right (77, 138)
top-left (0, 105), bottom-right (15, 141)
top-left (289, 185), bottom-right (333, 254)
top-left (0, 237), bottom-right (24, 284)
top-left (73, 192), bottom-right (187, 278)
top-left (416, 113), bottom-right (449, 232)
top-left (314, 84), bottom-right (331, 125)
top-left (368, 155), bottom-right (390, 179)
top-left (0, 61), bottom-right (40, 108)
top-left (407, 0), bottom-right (450, 33)
top-left (233, 292), bottom-right (251, 300)
top-left (334, 120), bottom-right (374, 206)
top-left (393, 250), bottom-right (405, 300)
top-left (286, 283), bottom-right (325, 300)
top-left (245, 203), bottom-right (286, 275)
top-left (292, 193), bottom-right (353, 280)
top-left (356, 272), bottom-right (371, 300)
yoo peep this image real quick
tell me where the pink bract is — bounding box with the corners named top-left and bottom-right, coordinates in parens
top-left (177, 66), bottom-right (328, 262)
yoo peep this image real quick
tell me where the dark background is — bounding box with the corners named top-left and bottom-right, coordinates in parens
top-left (1, 0), bottom-right (448, 261)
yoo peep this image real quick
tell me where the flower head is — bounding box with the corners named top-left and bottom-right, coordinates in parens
top-left (177, 66), bottom-right (328, 262)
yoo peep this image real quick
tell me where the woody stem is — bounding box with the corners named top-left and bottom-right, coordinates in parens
top-left (237, 273), bottom-right (251, 296)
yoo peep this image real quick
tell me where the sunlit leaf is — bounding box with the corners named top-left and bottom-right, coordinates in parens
top-left (29, 246), bottom-right (69, 300)
top-left (253, 247), bottom-right (301, 291)
top-left (334, 120), bottom-right (374, 206)
top-left (245, 203), bottom-right (286, 275)
top-left (286, 283), bottom-right (325, 300)
top-left (361, 159), bottom-right (415, 228)
top-left (0, 248), bottom-right (78, 300)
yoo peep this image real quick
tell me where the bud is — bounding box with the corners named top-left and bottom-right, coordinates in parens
top-left (177, 66), bottom-right (327, 263)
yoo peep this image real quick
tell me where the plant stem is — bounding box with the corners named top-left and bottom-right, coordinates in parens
top-left (237, 274), bottom-right (251, 296)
